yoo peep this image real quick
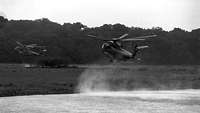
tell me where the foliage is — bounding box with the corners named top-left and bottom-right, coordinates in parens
top-left (0, 16), bottom-right (200, 64)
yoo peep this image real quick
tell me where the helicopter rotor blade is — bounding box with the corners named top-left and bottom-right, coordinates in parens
top-left (16, 41), bottom-right (25, 47)
top-left (133, 35), bottom-right (157, 39)
top-left (87, 35), bottom-right (97, 38)
top-left (121, 34), bottom-right (157, 42)
top-left (137, 45), bottom-right (149, 49)
top-left (26, 44), bottom-right (38, 48)
top-left (87, 35), bottom-right (111, 41)
top-left (113, 33), bottom-right (128, 40)
top-left (122, 38), bottom-right (146, 41)
top-left (88, 34), bottom-right (157, 42)
top-left (29, 50), bottom-right (40, 55)
top-left (26, 45), bottom-right (45, 48)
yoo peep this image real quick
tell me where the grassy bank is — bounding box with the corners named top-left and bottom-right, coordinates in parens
top-left (0, 64), bottom-right (82, 97)
top-left (0, 64), bottom-right (200, 97)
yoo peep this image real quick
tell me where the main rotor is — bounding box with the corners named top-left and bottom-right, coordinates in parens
top-left (87, 33), bottom-right (157, 42)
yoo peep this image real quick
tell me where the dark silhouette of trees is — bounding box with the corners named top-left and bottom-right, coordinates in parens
top-left (0, 17), bottom-right (199, 64)
top-left (0, 16), bottom-right (8, 28)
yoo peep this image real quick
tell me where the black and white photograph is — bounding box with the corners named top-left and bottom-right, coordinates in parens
top-left (0, 0), bottom-right (200, 112)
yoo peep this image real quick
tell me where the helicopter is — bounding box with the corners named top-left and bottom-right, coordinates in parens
top-left (88, 34), bottom-right (157, 62)
top-left (14, 41), bottom-right (47, 56)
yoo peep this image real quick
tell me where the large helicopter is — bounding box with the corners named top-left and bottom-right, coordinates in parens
top-left (88, 34), bottom-right (157, 62)
top-left (14, 41), bottom-right (47, 56)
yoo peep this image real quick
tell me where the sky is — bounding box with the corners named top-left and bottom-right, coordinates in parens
top-left (0, 0), bottom-right (199, 31)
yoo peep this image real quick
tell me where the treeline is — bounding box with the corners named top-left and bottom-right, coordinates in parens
top-left (0, 16), bottom-right (200, 64)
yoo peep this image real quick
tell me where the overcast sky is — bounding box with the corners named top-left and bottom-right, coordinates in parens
top-left (0, 0), bottom-right (199, 31)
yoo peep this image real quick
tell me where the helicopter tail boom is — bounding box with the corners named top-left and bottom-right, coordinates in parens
top-left (137, 45), bottom-right (149, 49)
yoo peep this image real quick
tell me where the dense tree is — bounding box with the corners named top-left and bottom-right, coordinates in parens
top-left (0, 16), bottom-right (8, 28)
top-left (0, 18), bottom-right (199, 64)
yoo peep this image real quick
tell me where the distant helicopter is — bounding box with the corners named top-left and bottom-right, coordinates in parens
top-left (14, 41), bottom-right (47, 56)
top-left (88, 34), bottom-right (157, 62)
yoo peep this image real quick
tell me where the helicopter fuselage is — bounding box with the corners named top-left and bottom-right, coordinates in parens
top-left (87, 33), bottom-right (156, 62)
top-left (102, 41), bottom-right (137, 62)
